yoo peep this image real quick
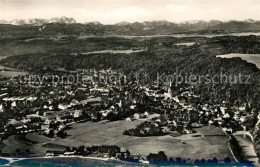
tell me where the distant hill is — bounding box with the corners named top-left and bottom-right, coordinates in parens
top-left (207, 21), bottom-right (260, 31)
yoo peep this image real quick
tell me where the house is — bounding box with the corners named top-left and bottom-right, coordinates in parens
top-left (41, 123), bottom-right (50, 130)
top-left (133, 113), bottom-right (140, 120)
top-left (73, 110), bottom-right (83, 118)
top-left (139, 159), bottom-right (149, 164)
top-left (0, 104), bottom-right (3, 112)
top-left (58, 104), bottom-right (69, 110)
top-left (130, 105), bottom-right (136, 110)
top-left (90, 88), bottom-right (109, 96)
top-left (144, 111), bottom-right (149, 117)
top-left (96, 152), bottom-right (109, 158)
top-left (58, 124), bottom-right (66, 131)
top-left (220, 107), bottom-right (226, 114)
top-left (46, 150), bottom-right (55, 157)
top-left (223, 113), bottom-right (230, 119)
top-left (56, 112), bottom-right (71, 122)
top-left (126, 117), bottom-right (132, 121)
top-left (11, 101), bottom-right (16, 107)
top-left (46, 150), bottom-right (64, 157)
top-left (191, 122), bottom-right (203, 128)
top-left (80, 96), bottom-right (102, 106)
top-left (8, 119), bottom-right (24, 130)
top-left (44, 111), bottom-right (55, 116)
top-left (69, 99), bottom-right (80, 107)
top-left (100, 110), bottom-right (111, 118)
top-left (240, 116), bottom-right (246, 123)
top-left (44, 115), bottom-right (56, 124)
top-left (64, 151), bottom-right (76, 156)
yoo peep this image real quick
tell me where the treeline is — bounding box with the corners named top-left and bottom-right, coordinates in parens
top-left (146, 151), bottom-right (252, 166)
top-left (65, 145), bottom-right (121, 156)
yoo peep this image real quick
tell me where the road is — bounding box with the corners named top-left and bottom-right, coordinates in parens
top-left (233, 131), bottom-right (260, 166)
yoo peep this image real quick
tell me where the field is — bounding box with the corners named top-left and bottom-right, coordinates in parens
top-left (1, 113), bottom-right (232, 160)
top-left (47, 121), bottom-right (232, 160)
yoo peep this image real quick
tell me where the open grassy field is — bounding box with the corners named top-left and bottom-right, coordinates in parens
top-left (1, 115), bottom-right (232, 160)
top-left (47, 117), bottom-right (232, 160)
top-left (49, 117), bottom-right (232, 159)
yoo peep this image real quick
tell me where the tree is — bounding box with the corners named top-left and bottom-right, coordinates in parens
top-left (16, 149), bottom-right (20, 156)
top-left (126, 149), bottom-right (130, 159)
top-left (207, 159), bottom-right (212, 164)
top-left (168, 157), bottom-right (175, 163)
top-left (48, 129), bottom-right (54, 138)
top-left (66, 146), bottom-right (71, 152)
top-left (175, 157), bottom-right (182, 163)
top-left (25, 149), bottom-right (30, 156)
top-left (224, 157), bottom-right (231, 163)
top-left (157, 151), bottom-right (167, 162)
top-left (57, 130), bottom-right (67, 138)
top-left (194, 159), bottom-right (200, 165)
top-left (212, 157), bottom-right (218, 164)
top-left (147, 151), bottom-right (167, 163)
top-left (77, 145), bottom-right (85, 155)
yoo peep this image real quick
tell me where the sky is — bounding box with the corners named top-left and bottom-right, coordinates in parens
top-left (0, 0), bottom-right (260, 24)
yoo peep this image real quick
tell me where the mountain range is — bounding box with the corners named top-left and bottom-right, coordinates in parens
top-left (1, 17), bottom-right (260, 35)
top-left (0, 16), bottom-right (76, 25)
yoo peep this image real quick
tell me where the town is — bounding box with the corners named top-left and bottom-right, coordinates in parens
top-left (0, 67), bottom-right (256, 165)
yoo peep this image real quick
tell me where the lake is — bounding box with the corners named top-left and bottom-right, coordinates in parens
top-left (0, 158), bottom-right (9, 166)
top-left (216, 53), bottom-right (260, 69)
top-left (73, 49), bottom-right (147, 55)
top-left (174, 42), bottom-right (196, 46)
top-left (79, 32), bottom-right (260, 39)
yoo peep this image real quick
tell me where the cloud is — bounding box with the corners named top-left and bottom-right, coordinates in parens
top-left (166, 4), bottom-right (188, 13)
